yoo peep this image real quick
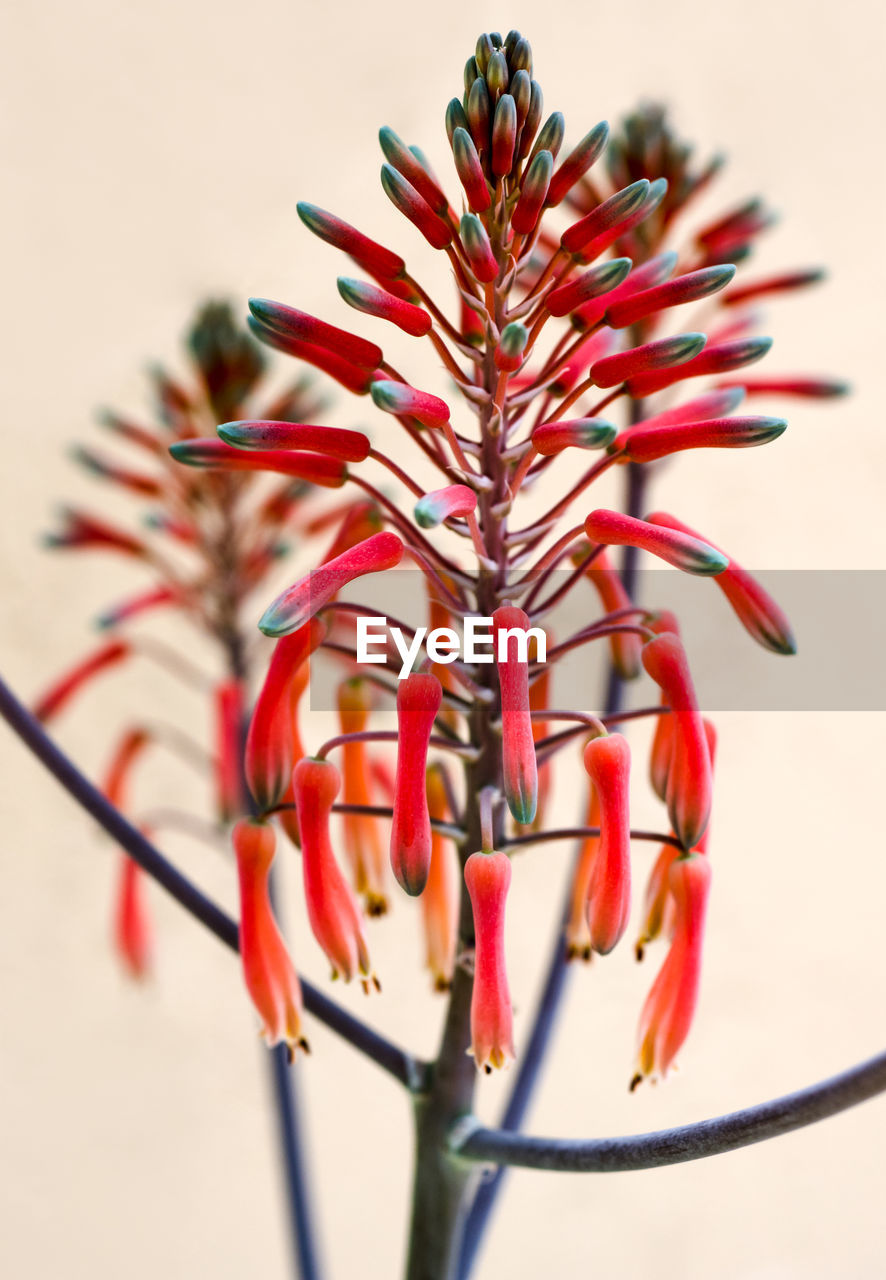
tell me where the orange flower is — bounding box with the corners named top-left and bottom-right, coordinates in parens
top-left (337, 679), bottom-right (388, 915)
top-left (391, 672), bottom-right (443, 896)
top-left (233, 819), bottom-right (308, 1056)
top-left (582, 733), bottom-right (632, 955)
top-left (565, 779), bottom-right (601, 961)
top-left (422, 765), bottom-right (458, 990)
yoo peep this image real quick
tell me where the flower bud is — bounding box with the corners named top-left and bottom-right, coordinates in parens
top-left (532, 418), bottom-right (616, 456)
top-left (296, 201), bottom-right (405, 280)
top-left (606, 265), bottom-right (736, 329)
top-left (647, 512), bottom-right (796, 655)
top-left (582, 733), bottom-right (632, 955)
top-left (336, 276), bottom-right (433, 338)
top-left (491, 94), bottom-right (517, 176)
top-left (247, 318), bottom-right (377, 394)
top-left (717, 376), bottom-right (849, 399)
top-left (169, 438), bottom-right (347, 488)
top-left (292, 758), bottom-right (373, 985)
top-left (381, 163), bottom-right (453, 250)
top-left (574, 178), bottom-right (667, 266)
top-left (623, 415), bottom-right (786, 464)
top-left (466, 76), bottom-right (491, 154)
top-left (460, 214), bottom-right (499, 283)
top-left (646, 611), bottom-right (681, 802)
top-left (544, 257), bottom-right (632, 318)
top-left (642, 633), bottom-right (712, 850)
top-left (545, 120), bottom-right (609, 207)
top-left (391, 673), bottom-right (443, 895)
top-left (422, 765), bottom-right (458, 990)
top-left (590, 333), bottom-right (707, 388)
top-left (492, 605), bottom-right (539, 825)
top-left (452, 129), bottom-right (492, 212)
top-left (414, 484), bottom-right (477, 529)
top-left (465, 850), bottom-right (515, 1072)
top-left (217, 418), bottom-right (371, 461)
top-left (511, 149), bottom-right (553, 234)
top-left (259, 531), bottom-right (403, 637)
top-left (370, 379), bottom-right (452, 428)
top-left (627, 336), bottom-right (773, 398)
top-left (248, 297), bottom-right (382, 370)
top-left (233, 819), bottom-right (307, 1053)
top-left (633, 853), bottom-right (711, 1086)
top-left (214, 679), bottom-right (246, 823)
top-left (494, 322), bottom-right (529, 373)
top-left (721, 267), bottom-right (825, 307)
top-left (565, 774), bottom-right (601, 961)
top-left (245, 619), bottom-right (325, 812)
top-left (584, 510), bottom-right (727, 576)
top-left (44, 509), bottom-right (147, 558)
top-left (378, 126), bottom-right (449, 215)
top-left (33, 639), bottom-right (130, 722)
top-left (561, 179), bottom-right (650, 257)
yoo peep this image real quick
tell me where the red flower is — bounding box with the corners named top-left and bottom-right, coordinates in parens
top-left (492, 605), bottom-right (539, 825)
top-left (391, 673), bottom-right (443, 896)
top-left (582, 733), bottom-right (632, 955)
top-left (465, 850), bottom-right (515, 1072)
top-left (338, 679), bottom-right (388, 915)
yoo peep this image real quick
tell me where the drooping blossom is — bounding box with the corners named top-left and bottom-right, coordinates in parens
top-left (492, 606), bottom-right (539, 826)
top-left (390, 672), bottom-right (443, 896)
top-left (422, 765), bottom-right (458, 990)
top-left (465, 850), bottom-right (515, 1072)
top-left (582, 733), bottom-right (632, 955)
top-left (338, 679), bottom-right (388, 915)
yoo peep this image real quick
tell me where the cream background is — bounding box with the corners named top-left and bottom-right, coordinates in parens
top-left (2, 1), bottom-right (886, 1277)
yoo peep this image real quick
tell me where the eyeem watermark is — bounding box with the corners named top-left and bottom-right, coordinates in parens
top-left (356, 615), bottom-right (547, 680)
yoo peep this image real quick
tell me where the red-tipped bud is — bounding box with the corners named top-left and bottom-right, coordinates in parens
top-left (336, 277), bottom-right (432, 338)
top-left (71, 446), bottom-right (163, 499)
top-left (247, 319), bottom-right (377, 394)
top-left (646, 612), bottom-right (681, 802)
top-left (491, 93), bottom-right (518, 176)
top-left (626, 336), bottom-right (772, 398)
top-left (44, 509), bottom-right (146, 558)
top-left (642, 634), bottom-right (712, 850)
top-left (218, 419), bottom-right (370, 462)
top-left (338, 680), bottom-right (388, 915)
top-left (169, 439), bottom-right (347, 488)
top-left (560, 179), bottom-right (650, 256)
top-left (245, 619), bottom-right (325, 812)
top-left (452, 128), bottom-right (492, 212)
top-left (391, 673), bottom-right (443, 896)
top-left (721, 267), bottom-right (825, 307)
top-left (531, 417), bottom-right (616, 456)
top-left (577, 546), bottom-right (642, 679)
top-left (97, 585), bottom-right (178, 631)
top-left (574, 178), bottom-right (667, 266)
top-left (590, 333), bottom-right (707, 388)
top-left (214, 679), bottom-right (246, 823)
top-left (545, 120), bottom-right (609, 206)
top-left (414, 484), bottom-right (477, 529)
top-left (633, 853), bottom-right (711, 1086)
top-left (296, 201), bottom-right (405, 280)
top-left (528, 638), bottom-right (552, 831)
top-left (465, 850), bottom-right (515, 1072)
top-left (492, 605), bottom-right (539, 825)
top-left (460, 213), bottom-right (499, 283)
top-left (569, 250), bottom-right (676, 330)
top-left (584, 510), bottom-right (728, 576)
top-left (695, 197), bottom-right (774, 256)
top-left (494, 322), bottom-right (529, 372)
top-left (565, 779), bottom-right (601, 960)
top-left (629, 386), bottom-right (746, 432)
top-left (249, 297), bottom-right (382, 370)
top-left (370, 379), bottom-right (451, 428)
top-left (466, 76), bottom-right (491, 153)
top-left (582, 733), bottom-right (632, 955)
top-left (716, 376), bottom-right (849, 399)
top-left (379, 126), bottom-right (449, 215)
top-left (515, 80), bottom-right (544, 162)
top-left (544, 257), bottom-right (632, 317)
top-left (292, 758), bottom-right (373, 984)
top-left (234, 819), bottom-right (307, 1052)
top-left (511, 149), bottom-right (553, 234)
top-left (33, 639), bottom-right (130, 722)
top-left (423, 765), bottom-right (458, 990)
top-left (647, 512), bottom-right (797, 655)
top-left (527, 111), bottom-right (565, 166)
top-left (380, 163), bottom-right (453, 250)
top-left (622, 415), bottom-right (786, 463)
top-left (606, 265), bottom-right (736, 329)
top-left (259, 531), bottom-right (403, 637)
top-left (97, 409), bottom-right (163, 455)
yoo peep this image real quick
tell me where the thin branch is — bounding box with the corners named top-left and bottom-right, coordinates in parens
top-left (502, 827), bottom-right (684, 852)
top-left (0, 672), bottom-right (430, 1093)
top-left (449, 1046), bottom-right (886, 1171)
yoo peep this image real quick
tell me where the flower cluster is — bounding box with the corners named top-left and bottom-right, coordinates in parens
top-left (185, 30), bottom-right (844, 1085)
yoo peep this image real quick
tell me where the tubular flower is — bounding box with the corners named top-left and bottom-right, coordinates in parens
top-left (422, 765), bottom-right (458, 990)
top-left (647, 511), bottom-right (796, 654)
top-left (391, 673), bottom-right (443, 896)
top-left (642, 633), bottom-right (712, 851)
top-left (33, 639), bottom-right (131, 722)
top-left (632, 853), bottom-right (712, 1089)
top-left (565, 779), bottom-right (602, 961)
top-left (244, 618), bottom-right (325, 814)
top-left (646, 611), bottom-right (682, 802)
top-left (574, 545), bottom-right (643, 680)
top-left (214, 679), bottom-right (246, 823)
top-left (584, 510), bottom-right (728, 576)
top-left (103, 728), bottom-right (153, 979)
top-left (233, 819), bottom-right (308, 1055)
top-left (527, 636), bottom-right (551, 830)
top-left (337, 679), bottom-right (389, 915)
top-left (414, 484), bottom-right (477, 529)
top-left (637, 719), bottom-right (716, 959)
top-left (582, 733), bottom-right (632, 955)
top-left (492, 606), bottom-right (539, 826)
top-left (292, 757), bottom-right (374, 986)
top-left (465, 850), bottom-right (515, 1072)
